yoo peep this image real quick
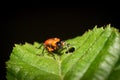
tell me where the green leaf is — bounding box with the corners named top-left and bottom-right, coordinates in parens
top-left (6, 25), bottom-right (120, 80)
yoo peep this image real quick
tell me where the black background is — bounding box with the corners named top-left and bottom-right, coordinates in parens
top-left (1, 4), bottom-right (120, 80)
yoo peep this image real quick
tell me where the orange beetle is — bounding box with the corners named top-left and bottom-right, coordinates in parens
top-left (43, 37), bottom-right (65, 52)
top-left (38, 37), bottom-right (74, 59)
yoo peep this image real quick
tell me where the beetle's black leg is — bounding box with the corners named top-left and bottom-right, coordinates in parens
top-left (41, 47), bottom-right (45, 56)
top-left (37, 43), bottom-right (43, 49)
top-left (52, 53), bottom-right (56, 60)
top-left (36, 43), bottom-right (45, 56)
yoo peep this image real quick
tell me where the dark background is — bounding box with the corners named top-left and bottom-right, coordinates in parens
top-left (1, 4), bottom-right (120, 80)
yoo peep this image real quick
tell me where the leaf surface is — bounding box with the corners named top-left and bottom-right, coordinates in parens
top-left (6, 25), bottom-right (120, 80)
